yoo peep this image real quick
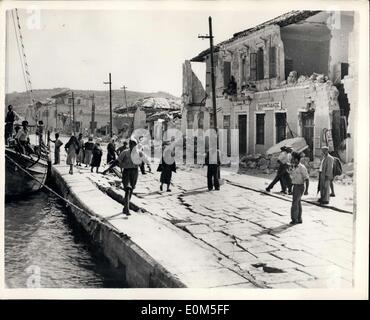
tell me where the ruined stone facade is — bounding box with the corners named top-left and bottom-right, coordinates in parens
top-left (182, 11), bottom-right (355, 162)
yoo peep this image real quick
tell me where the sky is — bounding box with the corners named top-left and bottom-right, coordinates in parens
top-left (5, 4), bottom-right (289, 97)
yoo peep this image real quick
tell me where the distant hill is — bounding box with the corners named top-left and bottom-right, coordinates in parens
top-left (5, 88), bottom-right (180, 115)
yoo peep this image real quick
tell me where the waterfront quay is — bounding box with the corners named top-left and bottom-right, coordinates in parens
top-left (51, 147), bottom-right (354, 289)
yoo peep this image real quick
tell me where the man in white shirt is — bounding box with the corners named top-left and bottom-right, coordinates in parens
top-left (290, 152), bottom-right (309, 224)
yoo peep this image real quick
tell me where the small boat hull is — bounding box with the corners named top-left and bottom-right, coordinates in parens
top-left (5, 148), bottom-right (50, 197)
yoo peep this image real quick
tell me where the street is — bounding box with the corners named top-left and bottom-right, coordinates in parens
top-left (83, 156), bottom-right (354, 288)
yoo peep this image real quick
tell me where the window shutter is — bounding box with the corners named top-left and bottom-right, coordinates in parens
top-left (257, 48), bottom-right (264, 80)
top-left (269, 47), bottom-right (277, 78)
top-left (250, 53), bottom-right (257, 81)
top-left (223, 61), bottom-right (231, 87)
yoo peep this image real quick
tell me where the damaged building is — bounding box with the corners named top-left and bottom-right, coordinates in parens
top-left (114, 97), bottom-right (182, 139)
top-left (182, 10), bottom-right (356, 162)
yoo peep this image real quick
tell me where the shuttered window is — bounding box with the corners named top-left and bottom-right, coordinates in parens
top-left (223, 61), bottom-right (231, 87)
top-left (241, 57), bottom-right (247, 83)
top-left (269, 46), bottom-right (277, 78)
top-left (250, 53), bottom-right (257, 81)
top-left (257, 48), bottom-right (264, 80)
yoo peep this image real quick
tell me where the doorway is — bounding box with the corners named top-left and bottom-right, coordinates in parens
top-left (301, 111), bottom-right (315, 160)
top-left (275, 112), bottom-right (287, 143)
top-left (238, 114), bottom-right (247, 157)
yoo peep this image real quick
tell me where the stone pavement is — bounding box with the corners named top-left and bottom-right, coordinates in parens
top-left (51, 140), bottom-right (354, 288)
top-left (87, 163), bottom-right (354, 289)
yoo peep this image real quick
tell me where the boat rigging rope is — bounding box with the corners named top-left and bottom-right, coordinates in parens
top-left (11, 10), bottom-right (29, 95)
top-left (14, 8), bottom-right (34, 104)
top-left (5, 154), bottom-right (125, 236)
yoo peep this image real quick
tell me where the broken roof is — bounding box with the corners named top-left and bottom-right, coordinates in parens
top-left (114, 97), bottom-right (181, 114)
top-left (191, 10), bottom-right (321, 62)
top-left (51, 89), bottom-right (71, 98)
top-left (146, 110), bottom-right (182, 122)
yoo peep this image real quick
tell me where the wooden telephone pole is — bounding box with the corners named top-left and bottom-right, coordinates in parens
top-left (72, 91), bottom-right (75, 134)
top-left (120, 85), bottom-right (129, 118)
top-left (55, 100), bottom-right (58, 131)
top-left (199, 16), bottom-right (218, 148)
top-left (90, 94), bottom-right (96, 135)
top-left (104, 73), bottom-right (113, 137)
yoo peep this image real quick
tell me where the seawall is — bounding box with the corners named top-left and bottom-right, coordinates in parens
top-left (50, 164), bottom-right (249, 288)
top-left (51, 165), bottom-right (185, 288)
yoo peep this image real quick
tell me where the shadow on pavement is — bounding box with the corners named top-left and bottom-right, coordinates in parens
top-left (254, 223), bottom-right (294, 236)
top-left (181, 187), bottom-right (213, 197)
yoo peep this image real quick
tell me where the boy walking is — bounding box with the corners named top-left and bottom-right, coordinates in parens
top-left (103, 137), bottom-right (150, 216)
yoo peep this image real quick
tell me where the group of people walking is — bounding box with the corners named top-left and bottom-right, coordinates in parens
top-left (51, 132), bottom-right (110, 174)
top-left (49, 129), bottom-right (340, 222)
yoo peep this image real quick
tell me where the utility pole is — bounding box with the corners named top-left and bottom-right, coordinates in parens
top-left (45, 104), bottom-right (49, 142)
top-left (90, 93), bottom-right (96, 135)
top-left (69, 98), bottom-right (72, 134)
top-left (199, 16), bottom-right (218, 148)
top-left (103, 73), bottom-right (113, 137)
top-left (71, 91), bottom-right (75, 134)
top-left (55, 100), bottom-right (58, 131)
top-left (120, 85), bottom-right (129, 118)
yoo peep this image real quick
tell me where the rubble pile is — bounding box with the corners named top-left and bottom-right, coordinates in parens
top-left (334, 162), bottom-right (354, 185)
top-left (239, 154), bottom-right (275, 175)
top-left (281, 71), bottom-right (334, 87)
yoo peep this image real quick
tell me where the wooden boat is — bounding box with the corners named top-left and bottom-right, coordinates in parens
top-left (5, 9), bottom-right (52, 197)
top-left (5, 145), bottom-right (50, 197)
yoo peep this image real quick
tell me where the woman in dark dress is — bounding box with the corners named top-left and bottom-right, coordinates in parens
top-left (107, 137), bottom-right (117, 164)
top-left (158, 142), bottom-right (176, 192)
top-left (90, 138), bottom-right (103, 173)
top-left (84, 136), bottom-right (94, 167)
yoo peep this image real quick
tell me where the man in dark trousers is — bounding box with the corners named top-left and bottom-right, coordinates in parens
top-left (318, 146), bottom-right (334, 205)
top-left (205, 144), bottom-right (221, 191)
top-left (290, 152), bottom-right (309, 224)
top-left (103, 137), bottom-right (150, 216)
top-left (5, 105), bottom-right (19, 144)
top-left (49, 132), bottom-right (63, 164)
top-left (266, 146), bottom-right (292, 194)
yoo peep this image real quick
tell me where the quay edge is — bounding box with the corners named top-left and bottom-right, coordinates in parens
top-left (50, 166), bottom-right (186, 288)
